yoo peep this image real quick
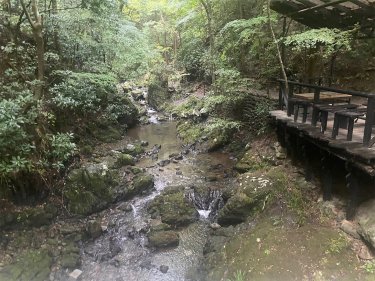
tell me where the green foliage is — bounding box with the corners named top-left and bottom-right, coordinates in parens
top-left (48, 133), bottom-right (76, 170)
top-left (50, 72), bottom-right (117, 113)
top-left (227, 270), bottom-right (246, 281)
top-left (284, 28), bottom-right (354, 57)
top-left (245, 98), bottom-right (274, 135)
top-left (47, 8), bottom-right (151, 78)
top-left (361, 261), bottom-right (375, 274)
top-left (0, 91), bottom-right (38, 175)
top-left (325, 234), bottom-right (348, 254)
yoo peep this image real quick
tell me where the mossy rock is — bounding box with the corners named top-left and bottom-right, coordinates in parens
top-left (147, 80), bottom-right (171, 110)
top-left (60, 242), bottom-right (81, 269)
top-left (217, 192), bottom-right (255, 226)
top-left (234, 150), bottom-right (268, 173)
top-left (114, 153), bottom-right (135, 168)
top-left (149, 187), bottom-right (199, 227)
top-left (114, 95), bottom-right (139, 127)
top-left (0, 249), bottom-right (52, 281)
top-left (64, 164), bottom-right (118, 215)
top-left (148, 230), bottom-right (179, 248)
top-left (122, 143), bottom-right (145, 156)
top-left (128, 174), bottom-right (154, 196)
top-left (218, 173), bottom-right (273, 226)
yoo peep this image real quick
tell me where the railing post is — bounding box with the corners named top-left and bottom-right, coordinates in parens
top-left (363, 96), bottom-right (375, 146)
top-left (287, 82), bottom-right (294, 116)
top-left (278, 81), bottom-right (283, 110)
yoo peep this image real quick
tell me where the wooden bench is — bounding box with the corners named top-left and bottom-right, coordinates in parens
top-left (312, 104), bottom-right (358, 133)
top-left (332, 109), bottom-right (366, 141)
top-left (288, 98), bottom-right (311, 123)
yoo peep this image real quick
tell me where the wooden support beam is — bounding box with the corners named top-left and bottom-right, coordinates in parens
top-left (288, 0), bottom-right (349, 16)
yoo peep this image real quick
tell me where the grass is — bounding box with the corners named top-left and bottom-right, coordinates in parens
top-left (228, 270), bottom-right (246, 281)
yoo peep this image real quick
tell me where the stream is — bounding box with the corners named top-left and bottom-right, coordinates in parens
top-left (75, 110), bottom-right (236, 281)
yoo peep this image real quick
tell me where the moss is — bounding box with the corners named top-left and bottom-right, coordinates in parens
top-left (149, 188), bottom-right (199, 227)
top-left (114, 153), bottom-right (135, 168)
top-left (148, 230), bottom-right (179, 248)
top-left (177, 121), bottom-right (203, 144)
top-left (129, 174), bottom-right (154, 196)
top-left (64, 165), bottom-right (118, 215)
top-left (0, 249), bottom-right (52, 281)
top-left (80, 145), bottom-right (94, 156)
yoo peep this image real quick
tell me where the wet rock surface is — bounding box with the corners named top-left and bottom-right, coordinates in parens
top-left (148, 187), bottom-right (199, 227)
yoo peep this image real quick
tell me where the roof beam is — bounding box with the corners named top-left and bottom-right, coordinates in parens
top-left (288, 0), bottom-right (349, 16)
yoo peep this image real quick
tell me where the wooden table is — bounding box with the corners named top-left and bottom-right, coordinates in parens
top-left (294, 91), bottom-right (352, 103)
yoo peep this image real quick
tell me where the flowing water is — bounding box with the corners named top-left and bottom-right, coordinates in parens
top-left (76, 111), bottom-right (236, 281)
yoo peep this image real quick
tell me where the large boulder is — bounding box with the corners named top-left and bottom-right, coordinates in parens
top-left (357, 199), bottom-right (375, 249)
top-left (217, 173), bottom-right (273, 226)
top-left (148, 230), bottom-right (180, 248)
top-left (64, 163), bottom-right (118, 216)
top-left (147, 81), bottom-right (172, 110)
top-left (148, 186), bottom-right (199, 227)
top-left (128, 174), bottom-right (154, 196)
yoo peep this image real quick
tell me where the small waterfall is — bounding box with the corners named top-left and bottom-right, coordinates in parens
top-left (187, 188), bottom-right (224, 220)
top-left (130, 203), bottom-right (137, 217)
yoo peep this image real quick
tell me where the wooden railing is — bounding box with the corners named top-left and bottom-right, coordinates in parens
top-left (278, 79), bottom-right (375, 147)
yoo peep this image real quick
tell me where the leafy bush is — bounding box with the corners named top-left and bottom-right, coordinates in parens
top-left (0, 88), bottom-right (76, 195)
top-left (50, 71), bottom-right (118, 113)
top-left (0, 91), bottom-right (38, 175)
top-left (284, 28), bottom-right (354, 57)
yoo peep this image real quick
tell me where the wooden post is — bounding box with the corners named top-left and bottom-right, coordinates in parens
top-left (311, 87), bottom-right (321, 126)
top-left (363, 96), bottom-right (375, 146)
top-left (279, 81), bottom-right (283, 110)
top-left (345, 162), bottom-right (359, 220)
top-left (287, 83), bottom-right (294, 116)
top-left (321, 151), bottom-right (332, 201)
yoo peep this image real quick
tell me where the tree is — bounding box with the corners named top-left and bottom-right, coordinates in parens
top-left (20, 0), bottom-right (45, 99)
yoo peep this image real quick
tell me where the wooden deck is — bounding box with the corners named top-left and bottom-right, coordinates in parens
top-left (270, 109), bottom-right (375, 176)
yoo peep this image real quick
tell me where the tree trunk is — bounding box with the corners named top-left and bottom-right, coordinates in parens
top-left (20, 0), bottom-right (45, 99)
top-left (200, 0), bottom-right (215, 84)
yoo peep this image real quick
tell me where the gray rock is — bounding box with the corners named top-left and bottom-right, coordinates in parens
top-left (357, 199), bottom-right (375, 248)
top-left (340, 220), bottom-right (360, 239)
top-left (159, 265), bottom-right (169, 274)
top-left (86, 219), bottom-right (102, 239)
top-left (158, 159), bottom-right (171, 167)
top-left (210, 223), bottom-right (221, 230)
top-left (68, 269), bottom-right (83, 280)
top-left (148, 230), bottom-right (179, 248)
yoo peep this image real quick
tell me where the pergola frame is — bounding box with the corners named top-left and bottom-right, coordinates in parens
top-left (270, 0), bottom-right (375, 36)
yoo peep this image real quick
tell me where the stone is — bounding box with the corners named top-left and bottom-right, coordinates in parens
top-left (158, 159), bottom-right (171, 167)
top-left (148, 230), bottom-right (179, 248)
top-left (159, 265), bottom-right (169, 274)
top-left (210, 223), bottom-right (221, 230)
top-left (357, 199), bottom-right (375, 249)
top-left (130, 174), bottom-right (154, 196)
top-left (69, 269), bottom-right (83, 280)
top-left (64, 164), bottom-right (118, 215)
top-left (86, 219), bottom-right (102, 239)
top-left (340, 220), bottom-right (360, 239)
top-left (141, 140), bottom-right (149, 147)
top-left (118, 202), bottom-right (133, 212)
top-left (148, 188), bottom-right (199, 227)
top-left (176, 171), bottom-right (183, 176)
top-left (174, 155), bottom-right (183, 161)
top-left (358, 246), bottom-right (373, 260)
top-left (114, 154), bottom-right (135, 167)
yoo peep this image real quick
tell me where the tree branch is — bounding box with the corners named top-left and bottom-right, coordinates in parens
top-left (20, 0), bottom-right (36, 29)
